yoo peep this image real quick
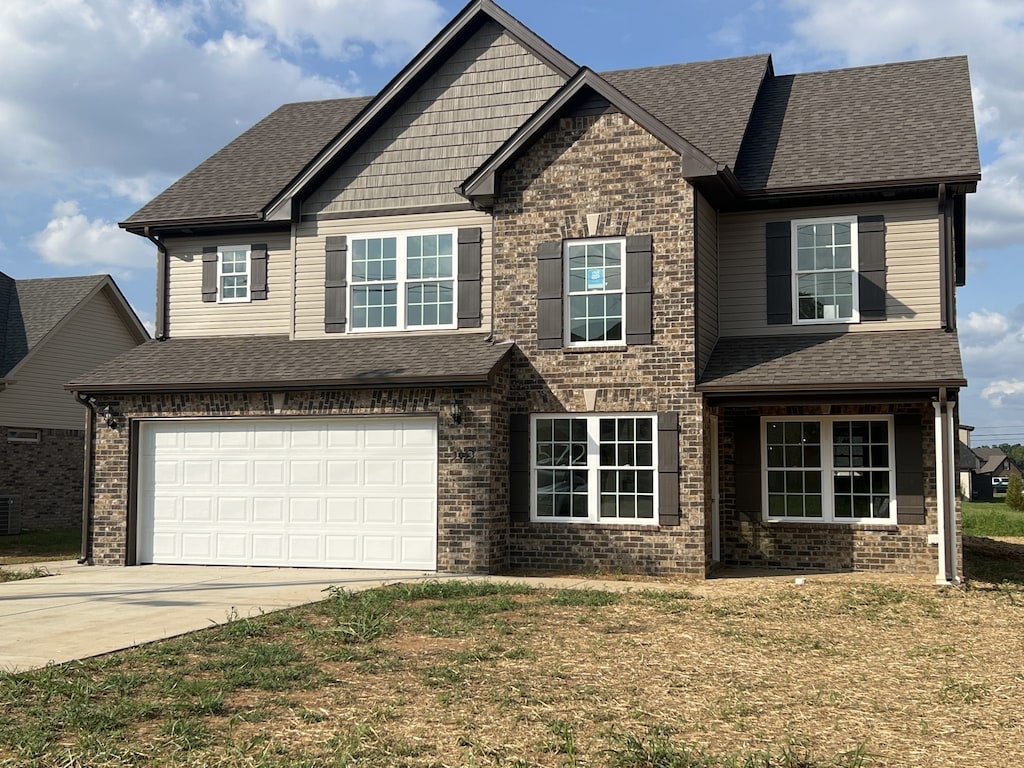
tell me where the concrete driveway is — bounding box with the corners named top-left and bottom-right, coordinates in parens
top-left (0, 561), bottom-right (460, 672)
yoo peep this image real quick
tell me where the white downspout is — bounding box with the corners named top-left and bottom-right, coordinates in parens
top-left (932, 400), bottom-right (949, 585)
top-left (945, 404), bottom-right (959, 583)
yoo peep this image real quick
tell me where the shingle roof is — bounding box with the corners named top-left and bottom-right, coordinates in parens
top-left (602, 54), bottom-right (770, 169)
top-left (698, 329), bottom-right (965, 393)
top-left (122, 97), bottom-right (372, 228)
top-left (977, 454), bottom-right (1007, 474)
top-left (67, 333), bottom-right (512, 393)
top-left (734, 56), bottom-right (980, 193)
top-left (1, 274), bottom-right (107, 377)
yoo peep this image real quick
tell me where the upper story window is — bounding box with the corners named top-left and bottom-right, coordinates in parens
top-left (217, 245), bottom-right (250, 303)
top-left (565, 238), bottom-right (624, 345)
top-left (762, 416), bottom-right (895, 524)
top-left (793, 217), bottom-right (859, 323)
top-left (349, 230), bottom-right (456, 331)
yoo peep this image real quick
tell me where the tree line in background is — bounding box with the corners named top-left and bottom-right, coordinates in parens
top-left (992, 443), bottom-right (1024, 467)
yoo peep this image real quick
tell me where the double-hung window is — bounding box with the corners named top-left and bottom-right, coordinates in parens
top-left (793, 216), bottom-right (858, 323)
top-left (565, 238), bottom-right (624, 345)
top-left (532, 414), bottom-right (657, 524)
top-left (763, 416), bottom-right (895, 524)
top-left (349, 230), bottom-right (456, 331)
top-left (217, 245), bottom-right (250, 303)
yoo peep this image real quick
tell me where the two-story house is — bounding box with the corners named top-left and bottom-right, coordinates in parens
top-left (69, 0), bottom-right (979, 583)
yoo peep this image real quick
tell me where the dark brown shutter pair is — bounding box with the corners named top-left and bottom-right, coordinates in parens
top-left (201, 244), bottom-right (268, 302)
top-left (765, 215), bottom-right (886, 324)
top-left (733, 414), bottom-right (926, 525)
top-left (509, 412), bottom-right (681, 526)
top-left (536, 235), bottom-right (654, 348)
top-left (323, 228), bottom-right (482, 333)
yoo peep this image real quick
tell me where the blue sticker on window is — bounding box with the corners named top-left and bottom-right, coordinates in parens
top-left (586, 268), bottom-right (605, 290)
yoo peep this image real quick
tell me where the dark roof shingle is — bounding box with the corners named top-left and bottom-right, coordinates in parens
top-left (122, 97), bottom-right (372, 228)
top-left (602, 54), bottom-right (770, 168)
top-left (734, 56), bottom-right (980, 193)
top-left (68, 333), bottom-right (512, 392)
top-left (2, 274), bottom-right (106, 376)
top-left (698, 329), bottom-right (965, 393)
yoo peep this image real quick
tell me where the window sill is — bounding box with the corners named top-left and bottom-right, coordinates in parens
top-left (560, 345), bottom-right (628, 354)
top-left (526, 519), bottom-right (660, 529)
top-left (762, 520), bottom-right (899, 532)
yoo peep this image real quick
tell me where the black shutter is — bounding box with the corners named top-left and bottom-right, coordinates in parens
top-left (201, 246), bottom-right (218, 303)
top-left (895, 414), bottom-right (925, 525)
top-left (765, 222), bottom-right (791, 324)
top-left (324, 236), bottom-right (348, 333)
top-left (250, 243), bottom-right (268, 300)
top-left (858, 215), bottom-right (886, 321)
top-left (509, 413), bottom-right (531, 522)
top-left (658, 412), bottom-right (680, 526)
top-left (625, 234), bottom-right (653, 344)
top-left (536, 241), bottom-right (563, 349)
top-left (734, 415), bottom-right (762, 520)
top-left (457, 227), bottom-right (482, 328)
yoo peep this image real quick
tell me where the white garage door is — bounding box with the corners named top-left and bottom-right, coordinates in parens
top-left (137, 417), bottom-right (437, 569)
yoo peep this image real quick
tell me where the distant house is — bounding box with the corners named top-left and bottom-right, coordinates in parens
top-left (0, 273), bottom-right (148, 532)
top-left (972, 447), bottom-right (1021, 479)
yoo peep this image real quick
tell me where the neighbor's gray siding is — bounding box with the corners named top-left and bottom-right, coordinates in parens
top-left (302, 21), bottom-right (566, 217)
top-left (0, 289), bottom-right (141, 430)
top-left (165, 232), bottom-right (293, 338)
top-left (293, 209), bottom-right (493, 339)
top-left (718, 199), bottom-right (940, 336)
top-left (695, 191), bottom-right (719, 375)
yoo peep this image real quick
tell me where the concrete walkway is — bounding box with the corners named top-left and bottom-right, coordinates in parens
top-left (0, 560), bottom-right (669, 673)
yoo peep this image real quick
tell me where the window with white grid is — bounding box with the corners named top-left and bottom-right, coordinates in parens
top-left (565, 238), bottom-right (624, 345)
top-left (217, 246), bottom-right (250, 302)
top-left (793, 217), bottom-right (859, 323)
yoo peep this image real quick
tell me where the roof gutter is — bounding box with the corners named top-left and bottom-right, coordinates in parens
top-left (143, 227), bottom-right (168, 340)
top-left (697, 379), bottom-right (967, 395)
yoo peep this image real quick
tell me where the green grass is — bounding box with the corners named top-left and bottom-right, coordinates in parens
top-left (0, 527), bottom-right (80, 565)
top-left (962, 500), bottom-right (1024, 537)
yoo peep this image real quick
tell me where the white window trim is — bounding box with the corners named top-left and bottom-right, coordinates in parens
top-left (563, 236), bottom-right (627, 348)
top-left (760, 415), bottom-right (896, 525)
top-left (217, 245), bottom-right (251, 304)
top-left (791, 215), bottom-right (859, 325)
top-left (530, 412), bottom-right (659, 525)
top-left (6, 429), bottom-right (40, 443)
top-left (347, 227), bottom-right (459, 333)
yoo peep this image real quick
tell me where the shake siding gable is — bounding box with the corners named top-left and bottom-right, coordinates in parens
top-left (293, 209), bottom-right (494, 340)
top-left (302, 21), bottom-right (566, 217)
top-left (717, 199), bottom-right (941, 337)
top-left (165, 232), bottom-right (293, 338)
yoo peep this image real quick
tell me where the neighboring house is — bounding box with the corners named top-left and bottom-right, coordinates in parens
top-left (971, 446), bottom-right (1021, 501)
top-left (0, 272), bottom-right (148, 531)
top-left (68, 0), bottom-right (979, 583)
top-left (957, 424), bottom-right (981, 500)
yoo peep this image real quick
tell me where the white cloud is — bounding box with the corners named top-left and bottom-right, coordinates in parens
top-left (982, 379), bottom-right (1024, 407)
top-left (241, 0), bottom-right (445, 64)
top-left (962, 309), bottom-right (1010, 337)
top-left (31, 200), bottom-right (153, 270)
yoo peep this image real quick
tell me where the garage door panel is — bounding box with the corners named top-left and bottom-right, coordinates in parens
top-left (138, 417), bottom-right (437, 569)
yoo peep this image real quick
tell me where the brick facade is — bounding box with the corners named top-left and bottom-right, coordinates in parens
top-left (0, 426), bottom-right (83, 531)
top-left (492, 112), bottom-right (709, 576)
top-left (716, 403), bottom-right (952, 574)
top-left (85, 383), bottom-right (506, 572)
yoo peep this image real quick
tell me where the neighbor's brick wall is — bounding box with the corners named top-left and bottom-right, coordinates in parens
top-left (492, 111), bottom-right (708, 576)
top-left (717, 403), bottom-right (946, 574)
top-left (86, 384), bottom-right (505, 572)
top-left (0, 426), bottom-right (83, 530)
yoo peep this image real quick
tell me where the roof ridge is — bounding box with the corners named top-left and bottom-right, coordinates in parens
top-left (784, 54), bottom-right (968, 79)
top-left (601, 53), bottom-right (770, 77)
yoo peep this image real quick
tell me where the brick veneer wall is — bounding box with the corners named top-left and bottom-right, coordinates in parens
top-left (491, 111), bottom-right (708, 576)
top-left (86, 382), bottom-right (505, 572)
top-left (0, 426), bottom-right (83, 530)
top-left (717, 403), bottom-right (949, 574)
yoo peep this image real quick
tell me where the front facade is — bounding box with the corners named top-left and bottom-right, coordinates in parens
top-left (71, 0), bottom-right (979, 582)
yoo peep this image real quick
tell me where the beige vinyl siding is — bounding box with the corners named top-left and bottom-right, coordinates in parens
top-left (166, 232), bottom-right (292, 338)
top-left (0, 290), bottom-right (141, 430)
top-left (718, 199), bottom-right (940, 337)
top-left (294, 210), bottom-right (492, 339)
top-left (303, 21), bottom-right (565, 216)
top-left (695, 191), bottom-right (719, 375)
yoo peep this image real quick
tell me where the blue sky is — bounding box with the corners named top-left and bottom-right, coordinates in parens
top-left (1, 0), bottom-right (1021, 444)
